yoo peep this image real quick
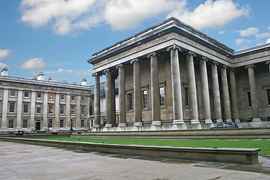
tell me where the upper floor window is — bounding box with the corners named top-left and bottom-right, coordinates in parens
top-left (37, 92), bottom-right (42, 99)
top-left (81, 105), bottom-right (86, 115)
top-left (36, 103), bottom-right (42, 114)
top-left (9, 90), bottom-right (16, 97)
top-left (127, 93), bottom-right (133, 110)
top-left (71, 104), bottom-right (76, 114)
top-left (48, 104), bottom-right (54, 114)
top-left (9, 102), bottom-right (15, 113)
top-left (71, 95), bottom-right (76, 101)
top-left (267, 89), bottom-right (270, 105)
top-left (24, 91), bottom-right (30, 98)
top-left (60, 94), bottom-right (65, 100)
top-left (23, 103), bottom-right (29, 113)
top-left (160, 85), bottom-right (165, 106)
top-left (60, 104), bottom-right (65, 114)
top-left (142, 90), bottom-right (149, 109)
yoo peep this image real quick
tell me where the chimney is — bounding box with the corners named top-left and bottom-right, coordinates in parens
top-left (80, 78), bottom-right (87, 86)
top-left (0, 65), bottom-right (8, 76)
top-left (36, 72), bottom-right (45, 80)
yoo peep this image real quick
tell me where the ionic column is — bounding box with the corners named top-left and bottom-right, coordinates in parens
top-left (200, 58), bottom-right (212, 125)
top-left (93, 73), bottom-right (101, 128)
top-left (168, 46), bottom-right (185, 126)
top-left (132, 59), bottom-right (142, 127)
top-left (221, 66), bottom-right (232, 122)
top-left (105, 69), bottom-right (113, 127)
top-left (187, 52), bottom-right (201, 128)
top-left (65, 94), bottom-right (71, 128)
top-left (211, 63), bottom-right (222, 122)
top-left (247, 64), bottom-right (261, 121)
top-left (42, 92), bottom-right (48, 130)
top-left (229, 69), bottom-right (240, 123)
top-left (149, 52), bottom-right (161, 126)
top-left (118, 64), bottom-right (127, 127)
top-left (54, 93), bottom-right (60, 128)
top-left (30, 91), bottom-right (36, 129)
top-left (75, 95), bottom-right (81, 128)
top-left (1, 89), bottom-right (8, 128)
top-left (16, 90), bottom-right (23, 129)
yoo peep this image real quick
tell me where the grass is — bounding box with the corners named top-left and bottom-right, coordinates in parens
top-left (38, 135), bottom-right (270, 156)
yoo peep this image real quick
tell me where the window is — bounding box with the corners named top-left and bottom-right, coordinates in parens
top-left (81, 119), bottom-right (85, 128)
top-left (184, 87), bottom-right (189, 106)
top-left (71, 95), bottom-right (76, 101)
top-left (8, 119), bottom-right (14, 128)
top-left (60, 94), bottom-right (65, 100)
top-left (267, 89), bottom-right (270, 105)
top-left (142, 90), bottom-right (149, 109)
top-left (160, 86), bottom-right (165, 106)
top-left (60, 119), bottom-right (64, 128)
top-left (36, 103), bottom-right (42, 114)
top-left (23, 119), bottom-right (28, 128)
top-left (81, 96), bottom-right (85, 101)
top-left (23, 103), bottom-right (29, 113)
top-left (60, 104), bottom-right (65, 114)
top-left (71, 105), bottom-right (76, 114)
top-left (9, 102), bottom-right (15, 113)
top-left (89, 103), bottom-right (94, 115)
top-left (48, 119), bottom-right (53, 128)
top-left (9, 90), bottom-right (16, 97)
top-left (81, 105), bottom-right (86, 115)
top-left (48, 104), bottom-right (54, 114)
top-left (49, 94), bottom-right (54, 101)
top-left (248, 92), bottom-right (252, 107)
top-left (37, 92), bottom-right (42, 99)
top-left (24, 91), bottom-right (30, 98)
top-left (127, 93), bottom-right (133, 110)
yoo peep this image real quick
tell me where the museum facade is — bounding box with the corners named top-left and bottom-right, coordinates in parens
top-left (90, 18), bottom-right (270, 131)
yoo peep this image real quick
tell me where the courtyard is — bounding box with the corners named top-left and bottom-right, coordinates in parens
top-left (0, 141), bottom-right (270, 180)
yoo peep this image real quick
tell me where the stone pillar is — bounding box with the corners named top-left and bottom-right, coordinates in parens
top-left (42, 92), bottom-right (48, 130)
top-left (16, 90), bottom-right (23, 129)
top-left (65, 94), bottom-right (71, 128)
top-left (1, 89), bottom-right (8, 128)
top-left (54, 93), bottom-right (60, 128)
top-left (187, 52), bottom-right (201, 129)
top-left (76, 95), bottom-right (81, 128)
top-left (149, 52), bottom-right (161, 126)
top-left (247, 64), bottom-right (261, 121)
top-left (118, 64), bottom-right (127, 127)
top-left (200, 58), bottom-right (212, 125)
top-left (30, 91), bottom-right (36, 130)
top-left (94, 73), bottom-right (101, 128)
top-left (132, 59), bottom-right (142, 127)
top-left (229, 69), bottom-right (240, 123)
top-left (221, 66), bottom-right (232, 122)
top-left (168, 46), bottom-right (186, 128)
top-left (211, 63), bottom-right (222, 122)
top-left (105, 69), bottom-right (113, 128)
top-left (86, 96), bottom-right (90, 129)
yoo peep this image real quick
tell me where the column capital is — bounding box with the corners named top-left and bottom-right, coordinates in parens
top-left (103, 68), bottom-right (111, 74)
top-left (116, 63), bottom-right (124, 69)
top-left (221, 64), bottom-right (228, 70)
top-left (201, 56), bottom-right (209, 62)
top-left (265, 61), bottom-right (270, 65)
top-left (147, 52), bottom-right (157, 59)
top-left (92, 72), bottom-right (100, 77)
top-left (186, 50), bottom-right (197, 57)
top-left (130, 58), bottom-right (140, 64)
top-left (245, 64), bottom-right (256, 69)
top-left (166, 44), bottom-right (183, 52)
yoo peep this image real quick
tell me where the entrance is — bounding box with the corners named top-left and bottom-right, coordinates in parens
top-left (35, 122), bottom-right (41, 131)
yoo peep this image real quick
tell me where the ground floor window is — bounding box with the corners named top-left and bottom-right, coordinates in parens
top-left (247, 91), bottom-right (252, 107)
top-left (23, 119), bottom-right (28, 128)
top-left (267, 89), bottom-right (270, 105)
top-left (48, 118), bottom-right (53, 128)
top-left (127, 92), bottom-right (133, 110)
top-left (81, 119), bottom-right (85, 128)
top-left (142, 89), bottom-right (149, 109)
top-left (184, 87), bottom-right (189, 106)
top-left (8, 119), bottom-right (14, 128)
top-left (60, 119), bottom-right (64, 128)
top-left (160, 85), bottom-right (165, 106)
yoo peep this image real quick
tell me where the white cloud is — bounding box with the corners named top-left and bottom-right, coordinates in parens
top-left (0, 63), bottom-right (8, 70)
top-left (266, 38), bottom-right (270, 44)
top-left (169, 0), bottom-right (248, 30)
top-left (21, 57), bottom-right (46, 70)
top-left (21, 0), bottom-right (248, 34)
top-left (239, 27), bottom-right (259, 37)
top-left (0, 49), bottom-right (11, 61)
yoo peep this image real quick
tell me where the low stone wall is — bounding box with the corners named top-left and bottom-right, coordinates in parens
top-left (0, 137), bottom-right (260, 164)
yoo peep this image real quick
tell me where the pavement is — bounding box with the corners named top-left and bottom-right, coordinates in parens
top-left (0, 141), bottom-right (269, 180)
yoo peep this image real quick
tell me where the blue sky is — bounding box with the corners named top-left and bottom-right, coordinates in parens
top-left (0, 0), bottom-right (270, 85)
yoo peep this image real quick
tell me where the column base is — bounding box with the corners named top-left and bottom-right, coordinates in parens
top-left (134, 122), bottom-right (143, 127)
top-left (204, 119), bottom-right (213, 124)
top-left (93, 124), bottom-right (100, 128)
top-left (151, 121), bottom-right (161, 126)
top-left (252, 118), bottom-right (261, 122)
top-left (118, 123), bottom-right (127, 127)
top-left (234, 118), bottom-right (241, 124)
top-left (172, 120), bottom-right (187, 130)
top-left (216, 119), bottom-right (223, 123)
top-left (105, 123), bottom-right (112, 128)
top-left (225, 119), bottom-right (233, 123)
top-left (190, 120), bottom-right (202, 129)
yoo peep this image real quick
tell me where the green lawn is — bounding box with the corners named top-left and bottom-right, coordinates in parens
top-left (41, 136), bottom-right (270, 156)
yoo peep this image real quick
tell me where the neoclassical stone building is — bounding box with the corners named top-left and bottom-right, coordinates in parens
top-left (90, 18), bottom-right (270, 131)
top-left (0, 72), bottom-right (93, 133)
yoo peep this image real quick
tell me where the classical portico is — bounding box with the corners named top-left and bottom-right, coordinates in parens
top-left (90, 18), bottom-right (270, 131)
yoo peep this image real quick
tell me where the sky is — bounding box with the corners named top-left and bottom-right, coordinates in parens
top-left (0, 0), bottom-right (270, 85)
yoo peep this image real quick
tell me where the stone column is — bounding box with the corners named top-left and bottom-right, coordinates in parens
top-left (229, 69), bottom-right (240, 123)
top-left (94, 73), bottom-right (101, 128)
top-left (187, 52), bottom-right (201, 129)
top-left (86, 96), bottom-right (90, 129)
top-left (76, 95), bottom-right (81, 128)
top-left (200, 58), bottom-right (212, 125)
top-left (54, 93), bottom-right (60, 128)
top-left (1, 89), bottom-right (8, 128)
top-left (30, 91), bottom-right (36, 130)
top-left (42, 92), bottom-right (48, 130)
top-left (211, 63), bottom-right (222, 122)
top-left (16, 90), bottom-right (23, 129)
top-left (168, 46), bottom-right (185, 128)
top-left (149, 52), bottom-right (161, 126)
top-left (105, 69), bottom-right (113, 128)
top-left (118, 64), bottom-right (127, 127)
top-left (247, 64), bottom-right (261, 121)
top-left (132, 59), bottom-right (142, 127)
top-left (221, 66), bottom-right (232, 122)
top-left (65, 94), bottom-right (71, 128)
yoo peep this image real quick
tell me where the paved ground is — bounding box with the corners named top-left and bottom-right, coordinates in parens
top-left (0, 141), bottom-right (269, 180)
